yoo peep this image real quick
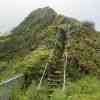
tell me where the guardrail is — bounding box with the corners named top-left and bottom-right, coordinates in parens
top-left (0, 74), bottom-right (24, 100)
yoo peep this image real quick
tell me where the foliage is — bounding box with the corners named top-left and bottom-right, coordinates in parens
top-left (0, 7), bottom-right (100, 100)
top-left (10, 81), bottom-right (49, 100)
top-left (10, 76), bottom-right (100, 100)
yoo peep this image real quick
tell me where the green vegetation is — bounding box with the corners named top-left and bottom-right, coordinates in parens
top-left (0, 7), bottom-right (100, 99)
top-left (10, 76), bottom-right (100, 100)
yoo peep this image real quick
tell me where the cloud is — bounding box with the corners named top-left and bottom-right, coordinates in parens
top-left (0, 0), bottom-right (100, 32)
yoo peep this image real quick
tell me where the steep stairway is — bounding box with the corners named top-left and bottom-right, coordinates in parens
top-left (48, 57), bottom-right (64, 88)
top-left (47, 28), bottom-right (67, 90)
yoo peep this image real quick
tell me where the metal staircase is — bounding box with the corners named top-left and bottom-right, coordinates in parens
top-left (47, 28), bottom-right (67, 91)
top-left (47, 56), bottom-right (64, 89)
top-left (38, 24), bottom-right (71, 92)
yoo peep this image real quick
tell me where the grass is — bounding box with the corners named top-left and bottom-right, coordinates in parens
top-left (9, 75), bottom-right (100, 100)
top-left (0, 48), bottom-right (49, 82)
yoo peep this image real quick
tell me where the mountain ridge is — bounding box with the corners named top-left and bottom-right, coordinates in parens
top-left (0, 7), bottom-right (100, 82)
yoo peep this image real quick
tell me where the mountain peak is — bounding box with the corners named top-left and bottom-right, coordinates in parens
top-left (34, 6), bottom-right (56, 13)
top-left (29, 6), bottom-right (57, 18)
top-left (12, 7), bottom-right (57, 34)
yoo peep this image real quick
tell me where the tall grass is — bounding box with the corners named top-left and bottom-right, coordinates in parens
top-left (10, 76), bottom-right (100, 100)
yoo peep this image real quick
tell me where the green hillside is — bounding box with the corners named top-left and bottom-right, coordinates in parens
top-left (0, 7), bottom-right (100, 100)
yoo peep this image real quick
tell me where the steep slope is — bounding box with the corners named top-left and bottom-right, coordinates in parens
top-left (0, 7), bottom-right (57, 60)
top-left (65, 24), bottom-right (100, 78)
top-left (0, 7), bottom-right (100, 83)
top-left (0, 7), bottom-right (79, 60)
top-left (12, 7), bottom-right (57, 34)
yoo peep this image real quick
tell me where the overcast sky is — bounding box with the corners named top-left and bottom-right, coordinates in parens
top-left (0, 0), bottom-right (100, 33)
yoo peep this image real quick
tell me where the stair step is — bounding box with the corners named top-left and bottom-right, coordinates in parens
top-left (48, 80), bottom-right (63, 85)
top-left (48, 74), bottom-right (63, 79)
top-left (48, 79), bottom-right (63, 82)
top-left (54, 71), bottom-right (63, 74)
top-left (49, 66), bottom-right (64, 70)
top-left (48, 83), bottom-right (62, 88)
top-left (48, 77), bottom-right (63, 80)
top-left (48, 68), bottom-right (64, 72)
top-left (48, 80), bottom-right (63, 84)
top-left (48, 72), bottom-right (63, 76)
top-left (48, 68), bottom-right (64, 71)
top-left (48, 78), bottom-right (63, 82)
